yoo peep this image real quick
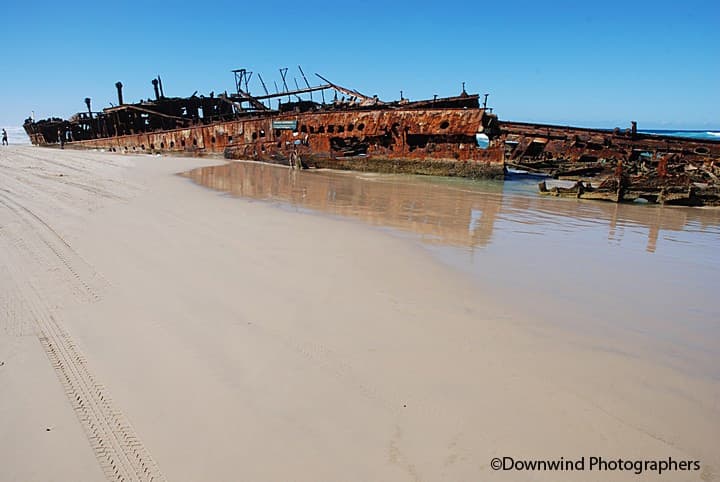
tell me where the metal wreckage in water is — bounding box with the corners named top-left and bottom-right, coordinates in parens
top-left (23, 67), bottom-right (720, 206)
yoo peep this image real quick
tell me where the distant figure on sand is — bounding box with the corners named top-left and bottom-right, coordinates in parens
top-left (1, 129), bottom-right (7, 146)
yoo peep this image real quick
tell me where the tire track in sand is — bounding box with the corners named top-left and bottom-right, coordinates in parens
top-left (0, 188), bottom-right (106, 303)
top-left (0, 159), bottom-right (166, 481)
top-left (8, 264), bottom-right (167, 482)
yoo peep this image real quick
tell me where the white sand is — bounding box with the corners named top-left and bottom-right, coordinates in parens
top-left (1, 145), bottom-right (718, 481)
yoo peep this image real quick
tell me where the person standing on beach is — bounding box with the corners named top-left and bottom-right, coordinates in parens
top-left (1, 129), bottom-right (7, 146)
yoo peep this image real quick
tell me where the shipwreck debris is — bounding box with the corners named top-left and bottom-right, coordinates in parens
top-left (22, 67), bottom-right (720, 206)
top-left (504, 121), bottom-right (720, 206)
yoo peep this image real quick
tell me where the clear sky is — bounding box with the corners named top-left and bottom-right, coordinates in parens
top-left (1, 0), bottom-right (718, 129)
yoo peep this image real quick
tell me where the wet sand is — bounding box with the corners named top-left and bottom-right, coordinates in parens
top-left (1, 146), bottom-right (719, 481)
top-left (185, 161), bottom-right (720, 378)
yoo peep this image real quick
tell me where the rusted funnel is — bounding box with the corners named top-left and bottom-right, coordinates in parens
top-left (152, 78), bottom-right (160, 101)
top-left (115, 82), bottom-right (124, 105)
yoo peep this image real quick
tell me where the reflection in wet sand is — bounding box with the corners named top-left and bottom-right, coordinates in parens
top-left (182, 160), bottom-right (720, 255)
top-left (498, 188), bottom-right (720, 254)
top-left (182, 161), bottom-right (504, 248)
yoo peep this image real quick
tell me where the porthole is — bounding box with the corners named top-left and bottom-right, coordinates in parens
top-left (347, 123), bottom-right (354, 132)
top-left (357, 123), bottom-right (365, 131)
top-left (440, 121), bottom-right (450, 129)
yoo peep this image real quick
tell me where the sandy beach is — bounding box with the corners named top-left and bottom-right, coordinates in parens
top-left (1, 145), bottom-right (718, 482)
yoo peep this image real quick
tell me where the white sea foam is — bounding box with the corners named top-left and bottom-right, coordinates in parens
top-left (642, 130), bottom-right (720, 141)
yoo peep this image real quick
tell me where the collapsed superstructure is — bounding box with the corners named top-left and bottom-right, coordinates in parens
top-left (502, 121), bottom-right (720, 205)
top-left (23, 67), bottom-right (720, 205)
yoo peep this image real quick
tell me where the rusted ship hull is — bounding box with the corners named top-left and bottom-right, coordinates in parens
top-left (50, 107), bottom-right (504, 179)
top-left (222, 108), bottom-right (504, 178)
top-left (24, 69), bottom-right (504, 178)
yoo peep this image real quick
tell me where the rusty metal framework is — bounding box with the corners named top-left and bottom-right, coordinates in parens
top-left (23, 67), bottom-right (720, 205)
top-left (502, 121), bottom-right (720, 205)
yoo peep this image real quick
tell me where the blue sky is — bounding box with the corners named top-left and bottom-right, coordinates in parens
top-left (1, 0), bottom-right (718, 129)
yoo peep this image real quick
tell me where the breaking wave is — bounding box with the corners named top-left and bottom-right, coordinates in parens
top-left (641, 130), bottom-right (720, 141)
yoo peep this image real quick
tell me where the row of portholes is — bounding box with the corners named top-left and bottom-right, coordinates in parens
top-left (298, 122), bottom-right (366, 135)
top-left (114, 121), bottom-right (421, 151)
top-left (251, 130), bottom-right (267, 141)
top-left (118, 138), bottom-right (201, 151)
top-left (245, 123), bottom-right (369, 139)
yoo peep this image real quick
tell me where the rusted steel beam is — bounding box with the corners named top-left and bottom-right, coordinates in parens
top-left (234, 89), bottom-right (269, 111)
top-left (239, 84), bottom-right (331, 102)
top-left (315, 74), bottom-right (375, 104)
top-left (106, 104), bottom-right (191, 123)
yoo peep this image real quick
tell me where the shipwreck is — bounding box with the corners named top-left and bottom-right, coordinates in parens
top-left (23, 67), bottom-right (720, 206)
